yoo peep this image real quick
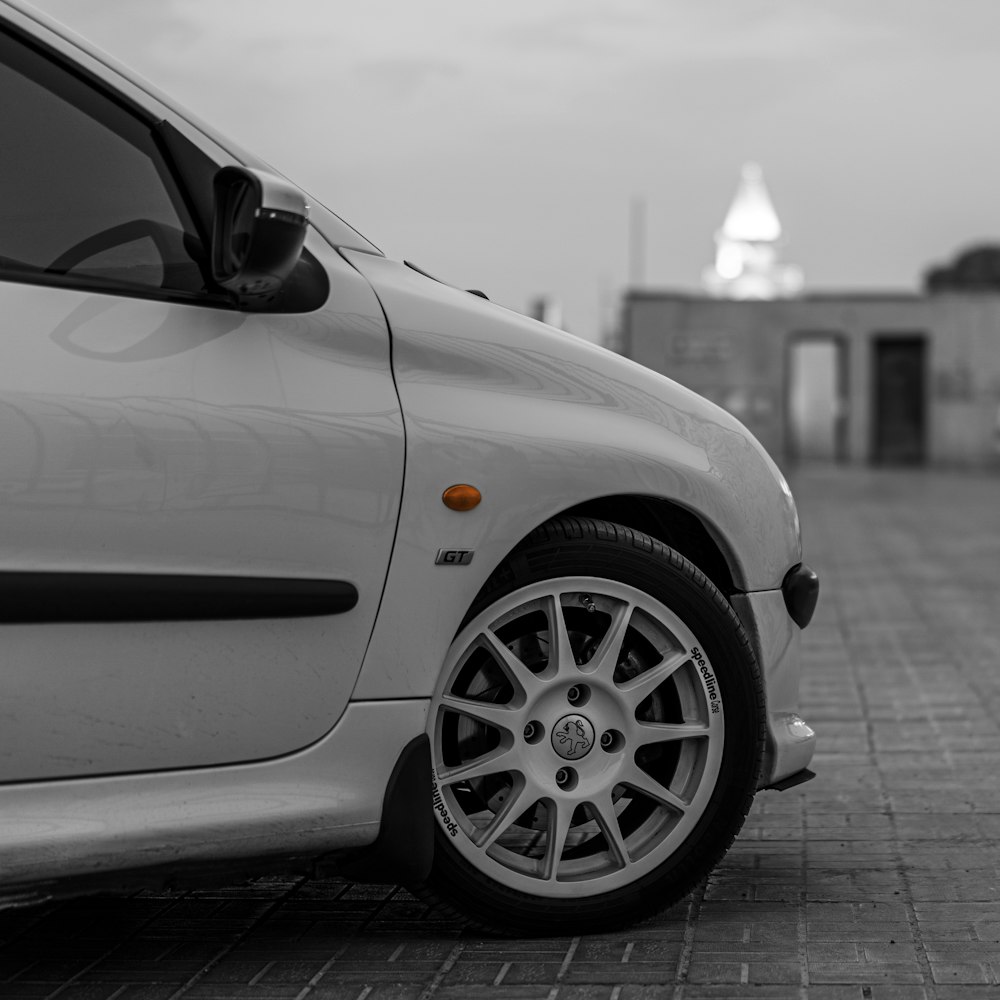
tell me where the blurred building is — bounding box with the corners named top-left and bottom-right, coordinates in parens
top-left (617, 168), bottom-right (1000, 466)
top-left (528, 295), bottom-right (564, 330)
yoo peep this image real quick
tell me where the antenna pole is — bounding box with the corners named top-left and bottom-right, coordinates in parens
top-left (629, 196), bottom-right (646, 287)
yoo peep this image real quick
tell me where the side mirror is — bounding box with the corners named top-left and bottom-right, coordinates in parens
top-left (212, 167), bottom-right (308, 309)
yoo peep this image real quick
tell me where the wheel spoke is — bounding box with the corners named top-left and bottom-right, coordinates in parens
top-left (545, 593), bottom-right (577, 676)
top-left (618, 649), bottom-right (690, 708)
top-left (619, 762), bottom-right (689, 813)
top-left (587, 599), bottom-right (634, 678)
top-left (542, 798), bottom-right (574, 880)
top-left (473, 776), bottom-right (540, 851)
top-left (435, 744), bottom-right (518, 785)
top-left (590, 794), bottom-right (629, 868)
top-left (479, 629), bottom-right (546, 703)
top-left (439, 692), bottom-right (522, 735)
top-left (630, 719), bottom-right (710, 746)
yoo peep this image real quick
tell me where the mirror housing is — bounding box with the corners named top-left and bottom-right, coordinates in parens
top-left (212, 167), bottom-right (308, 309)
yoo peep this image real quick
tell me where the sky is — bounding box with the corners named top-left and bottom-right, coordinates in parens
top-left (23, 0), bottom-right (1000, 343)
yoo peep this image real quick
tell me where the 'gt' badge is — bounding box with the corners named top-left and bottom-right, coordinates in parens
top-left (435, 549), bottom-right (474, 565)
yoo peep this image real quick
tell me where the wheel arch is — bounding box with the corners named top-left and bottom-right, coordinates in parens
top-left (511, 494), bottom-right (740, 599)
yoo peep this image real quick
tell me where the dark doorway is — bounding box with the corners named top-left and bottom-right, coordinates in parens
top-left (872, 336), bottom-right (927, 464)
top-left (787, 335), bottom-right (848, 463)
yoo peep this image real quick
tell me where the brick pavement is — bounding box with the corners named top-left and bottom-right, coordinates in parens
top-left (2, 466), bottom-right (1000, 1000)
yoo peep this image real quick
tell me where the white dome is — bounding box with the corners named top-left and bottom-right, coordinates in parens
top-left (720, 162), bottom-right (782, 243)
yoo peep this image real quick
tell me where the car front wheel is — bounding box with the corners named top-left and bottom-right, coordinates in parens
top-left (421, 516), bottom-right (765, 934)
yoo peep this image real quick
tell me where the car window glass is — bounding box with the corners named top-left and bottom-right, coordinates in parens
top-left (68, 236), bottom-right (165, 288)
top-left (0, 30), bottom-right (206, 296)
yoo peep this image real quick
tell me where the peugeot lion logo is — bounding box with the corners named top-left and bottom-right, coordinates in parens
top-left (551, 715), bottom-right (595, 760)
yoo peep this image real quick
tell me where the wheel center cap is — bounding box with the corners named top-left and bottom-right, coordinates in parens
top-left (551, 714), bottom-right (596, 760)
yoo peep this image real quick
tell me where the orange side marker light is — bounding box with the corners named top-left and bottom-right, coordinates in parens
top-left (442, 484), bottom-right (482, 511)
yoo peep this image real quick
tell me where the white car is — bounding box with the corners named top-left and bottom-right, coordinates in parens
top-left (0, 0), bottom-right (818, 934)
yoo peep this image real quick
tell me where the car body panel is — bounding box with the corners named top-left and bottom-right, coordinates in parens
top-left (0, 698), bottom-right (426, 890)
top-left (343, 251), bottom-right (801, 703)
top-left (730, 589), bottom-right (816, 785)
top-left (0, 234), bottom-right (404, 781)
top-left (0, 0), bottom-right (815, 900)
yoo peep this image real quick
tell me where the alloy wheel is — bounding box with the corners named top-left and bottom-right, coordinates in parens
top-left (429, 576), bottom-right (725, 897)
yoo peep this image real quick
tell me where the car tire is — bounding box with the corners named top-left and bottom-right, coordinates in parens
top-left (418, 516), bottom-right (765, 935)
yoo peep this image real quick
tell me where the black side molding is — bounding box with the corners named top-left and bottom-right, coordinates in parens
top-left (782, 562), bottom-right (819, 629)
top-left (336, 734), bottom-right (434, 885)
top-left (0, 572), bottom-right (357, 623)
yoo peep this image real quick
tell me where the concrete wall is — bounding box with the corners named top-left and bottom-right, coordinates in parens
top-left (620, 291), bottom-right (1000, 467)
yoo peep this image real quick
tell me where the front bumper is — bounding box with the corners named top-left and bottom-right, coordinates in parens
top-left (730, 584), bottom-right (818, 789)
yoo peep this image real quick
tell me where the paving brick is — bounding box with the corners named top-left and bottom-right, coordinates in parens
top-left (928, 962), bottom-right (993, 984)
top-left (808, 963), bottom-right (925, 985)
top-left (115, 988), bottom-right (183, 1000)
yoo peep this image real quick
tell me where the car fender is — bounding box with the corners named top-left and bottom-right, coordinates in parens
top-left (343, 252), bottom-right (800, 700)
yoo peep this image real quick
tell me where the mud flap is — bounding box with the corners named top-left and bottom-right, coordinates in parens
top-left (338, 734), bottom-right (434, 884)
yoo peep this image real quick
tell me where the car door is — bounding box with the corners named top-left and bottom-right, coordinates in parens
top-left (0, 19), bottom-right (404, 782)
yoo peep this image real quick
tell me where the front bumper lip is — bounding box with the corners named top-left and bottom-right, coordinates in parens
top-left (763, 766), bottom-right (816, 792)
top-left (782, 562), bottom-right (819, 628)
